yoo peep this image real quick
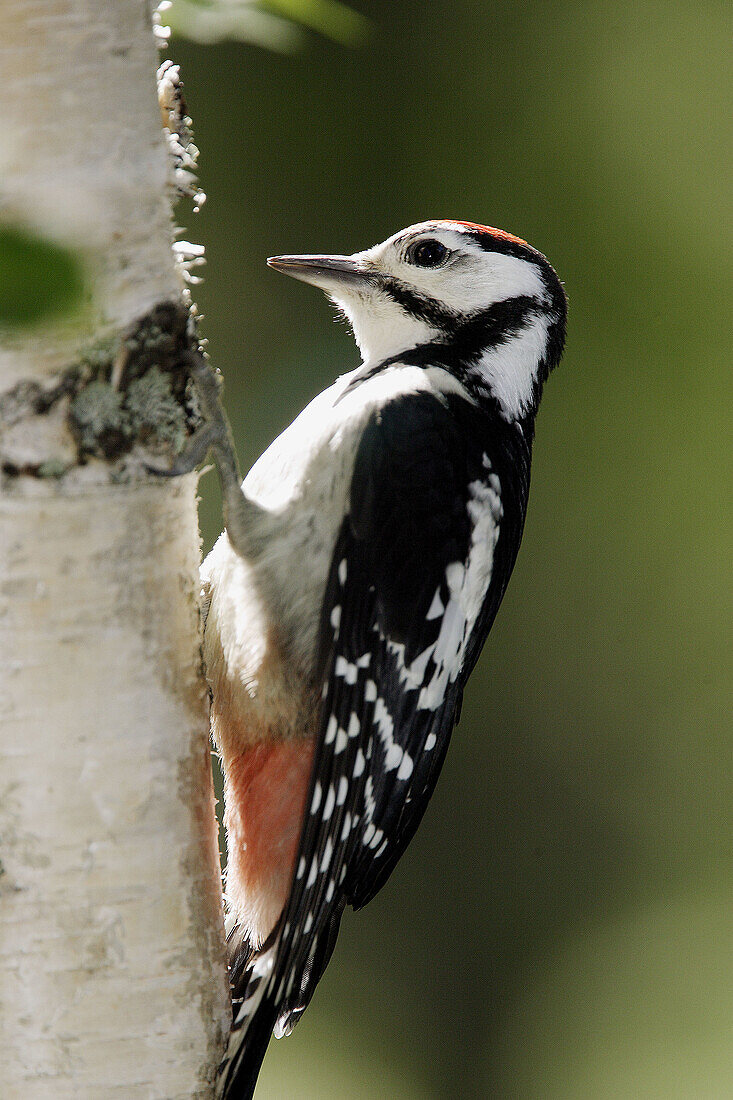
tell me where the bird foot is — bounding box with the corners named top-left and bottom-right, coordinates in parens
top-left (147, 349), bottom-right (253, 556)
top-left (145, 419), bottom-right (220, 477)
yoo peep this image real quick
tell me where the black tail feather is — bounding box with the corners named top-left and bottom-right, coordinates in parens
top-left (273, 903), bottom-right (344, 1037)
top-left (217, 906), bottom-right (345, 1097)
top-left (218, 993), bottom-right (280, 1100)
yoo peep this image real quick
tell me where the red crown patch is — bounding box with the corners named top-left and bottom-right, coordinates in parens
top-left (442, 220), bottom-right (528, 247)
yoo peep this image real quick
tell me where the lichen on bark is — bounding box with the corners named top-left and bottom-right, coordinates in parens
top-left (1, 300), bottom-right (203, 478)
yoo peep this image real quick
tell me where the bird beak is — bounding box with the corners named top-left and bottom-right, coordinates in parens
top-left (267, 254), bottom-right (375, 293)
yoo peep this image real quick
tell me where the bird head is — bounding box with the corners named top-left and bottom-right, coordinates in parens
top-left (268, 220), bottom-right (566, 420)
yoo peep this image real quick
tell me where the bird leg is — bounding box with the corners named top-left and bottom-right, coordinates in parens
top-left (147, 348), bottom-right (254, 557)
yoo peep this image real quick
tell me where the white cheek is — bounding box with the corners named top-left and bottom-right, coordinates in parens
top-left (425, 253), bottom-right (548, 313)
top-left (474, 314), bottom-right (552, 419)
top-left (337, 291), bottom-right (437, 363)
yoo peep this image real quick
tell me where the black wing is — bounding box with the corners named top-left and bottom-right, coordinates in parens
top-left (220, 390), bottom-right (531, 1095)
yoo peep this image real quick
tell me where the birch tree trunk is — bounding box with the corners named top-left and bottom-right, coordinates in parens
top-left (0, 3), bottom-right (230, 1096)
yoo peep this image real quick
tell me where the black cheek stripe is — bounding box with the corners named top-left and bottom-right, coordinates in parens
top-left (376, 275), bottom-right (460, 332)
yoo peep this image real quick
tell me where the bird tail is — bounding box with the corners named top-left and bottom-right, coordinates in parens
top-left (216, 928), bottom-right (281, 1100)
top-left (216, 904), bottom-right (345, 1098)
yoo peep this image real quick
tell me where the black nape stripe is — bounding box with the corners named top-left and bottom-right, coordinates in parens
top-left (442, 295), bottom-right (543, 361)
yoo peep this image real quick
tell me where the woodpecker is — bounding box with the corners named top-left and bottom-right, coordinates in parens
top-left (191, 221), bottom-right (566, 1097)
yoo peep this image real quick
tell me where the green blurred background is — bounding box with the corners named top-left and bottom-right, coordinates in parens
top-left (171, 2), bottom-right (731, 1096)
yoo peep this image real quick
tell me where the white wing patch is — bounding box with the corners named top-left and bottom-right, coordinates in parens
top-left (385, 463), bottom-right (503, 713)
top-left (426, 589), bottom-right (445, 620)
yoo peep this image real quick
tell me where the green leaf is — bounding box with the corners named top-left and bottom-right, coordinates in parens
top-left (165, 0), bottom-right (369, 48)
top-left (0, 225), bottom-right (87, 329)
top-left (260, 0), bottom-right (369, 45)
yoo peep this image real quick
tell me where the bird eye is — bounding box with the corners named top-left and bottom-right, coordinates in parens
top-left (406, 239), bottom-right (449, 267)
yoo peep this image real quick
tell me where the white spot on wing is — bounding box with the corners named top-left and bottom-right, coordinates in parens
top-left (335, 727), bottom-right (348, 754)
top-left (321, 837), bottom-right (334, 872)
top-left (323, 784), bottom-right (336, 821)
top-left (311, 782), bottom-right (322, 814)
top-left (374, 696), bottom-right (410, 772)
top-left (446, 561), bottom-right (465, 592)
top-left (388, 640), bottom-right (433, 690)
top-left (335, 656), bottom-right (358, 684)
top-left (417, 598), bottom-right (464, 710)
top-left (397, 753), bottom-right (413, 781)
top-left (364, 775), bottom-right (375, 823)
top-left (426, 588), bottom-right (445, 620)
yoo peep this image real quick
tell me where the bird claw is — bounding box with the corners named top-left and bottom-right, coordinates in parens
top-left (145, 420), bottom-right (220, 478)
top-left (146, 347), bottom-right (253, 556)
top-left (145, 349), bottom-right (235, 477)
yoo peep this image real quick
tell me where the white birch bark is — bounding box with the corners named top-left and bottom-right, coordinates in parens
top-left (0, 0), bottom-right (181, 384)
top-left (0, 2), bottom-right (230, 1096)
